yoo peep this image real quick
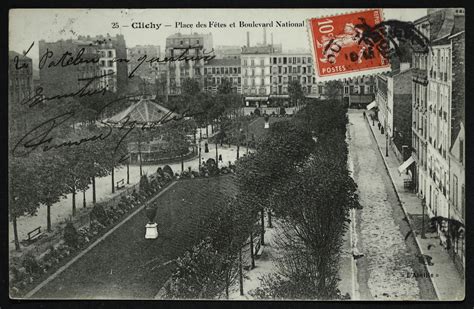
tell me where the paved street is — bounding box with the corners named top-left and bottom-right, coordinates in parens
top-left (347, 110), bottom-right (437, 300)
top-left (9, 126), bottom-right (248, 250)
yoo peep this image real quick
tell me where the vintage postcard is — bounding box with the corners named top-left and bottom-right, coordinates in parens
top-left (8, 8), bottom-right (465, 301)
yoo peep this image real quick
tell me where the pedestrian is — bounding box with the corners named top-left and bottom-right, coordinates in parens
top-left (218, 154), bottom-right (223, 162)
top-left (204, 142), bottom-right (209, 153)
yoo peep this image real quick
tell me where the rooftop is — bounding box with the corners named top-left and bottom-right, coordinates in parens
top-left (205, 58), bottom-right (241, 66)
top-left (106, 98), bottom-right (179, 124)
top-left (241, 45), bottom-right (277, 54)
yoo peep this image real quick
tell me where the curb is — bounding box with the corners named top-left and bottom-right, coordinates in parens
top-left (24, 181), bottom-right (178, 299)
top-left (363, 115), bottom-right (441, 300)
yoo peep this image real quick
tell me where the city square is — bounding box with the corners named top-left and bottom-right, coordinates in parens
top-left (8, 8), bottom-right (465, 301)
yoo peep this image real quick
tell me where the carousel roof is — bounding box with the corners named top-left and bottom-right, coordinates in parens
top-left (106, 98), bottom-right (179, 124)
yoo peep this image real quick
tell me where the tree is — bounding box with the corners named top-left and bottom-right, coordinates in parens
top-left (9, 156), bottom-right (43, 250)
top-left (163, 122), bottom-right (191, 172)
top-left (167, 197), bottom-right (252, 299)
top-left (217, 79), bottom-right (233, 94)
top-left (325, 80), bottom-right (344, 102)
top-left (236, 120), bottom-right (315, 245)
top-left (37, 153), bottom-right (68, 231)
top-left (288, 80), bottom-right (304, 107)
top-left (182, 78), bottom-right (201, 97)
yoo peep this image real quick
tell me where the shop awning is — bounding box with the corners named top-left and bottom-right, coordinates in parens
top-left (245, 96), bottom-right (269, 101)
top-left (398, 156), bottom-right (415, 174)
top-left (366, 101), bottom-right (377, 110)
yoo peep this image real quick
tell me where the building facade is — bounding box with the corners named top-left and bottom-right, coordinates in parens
top-left (127, 45), bottom-right (162, 82)
top-left (165, 33), bottom-right (214, 95)
top-left (411, 14), bottom-right (430, 201)
top-left (9, 51), bottom-right (33, 106)
top-left (203, 58), bottom-right (241, 94)
top-left (410, 8), bottom-right (465, 271)
top-left (78, 34), bottom-right (128, 93)
top-left (269, 52), bottom-right (325, 98)
top-left (376, 64), bottom-right (413, 162)
top-left (343, 76), bottom-right (376, 108)
top-left (38, 39), bottom-right (102, 97)
top-left (214, 45), bottom-right (241, 60)
top-left (240, 45), bottom-right (274, 97)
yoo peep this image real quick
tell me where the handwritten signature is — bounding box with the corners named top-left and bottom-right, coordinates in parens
top-left (12, 97), bottom-right (204, 158)
top-left (35, 42), bottom-right (215, 78)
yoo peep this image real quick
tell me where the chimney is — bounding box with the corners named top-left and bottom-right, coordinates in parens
top-left (263, 27), bottom-right (267, 45)
top-left (246, 32), bottom-right (250, 47)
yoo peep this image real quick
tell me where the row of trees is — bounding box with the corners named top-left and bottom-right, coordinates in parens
top-left (9, 123), bottom-right (130, 251)
top-left (248, 97), bottom-right (360, 299)
top-left (166, 88), bottom-right (359, 299)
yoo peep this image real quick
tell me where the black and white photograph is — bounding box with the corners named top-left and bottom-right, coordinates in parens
top-left (7, 8), bottom-right (465, 301)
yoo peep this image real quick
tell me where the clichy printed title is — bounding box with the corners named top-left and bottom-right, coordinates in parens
top-left (120, 20), bottom-right (306, 30)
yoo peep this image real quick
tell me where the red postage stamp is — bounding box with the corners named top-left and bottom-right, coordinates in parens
top-left (307, 9), bottom-right (391, 81)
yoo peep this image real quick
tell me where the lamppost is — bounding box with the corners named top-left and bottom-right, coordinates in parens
top-left (198, 138), bottom-right (202, 170)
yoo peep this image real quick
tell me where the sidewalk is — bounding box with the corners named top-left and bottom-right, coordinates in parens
top-left (365, 113), bottom-right (464, 301)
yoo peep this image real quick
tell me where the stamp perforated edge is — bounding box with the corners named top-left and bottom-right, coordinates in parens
top-left (305, 8), bottom-right (392, 82)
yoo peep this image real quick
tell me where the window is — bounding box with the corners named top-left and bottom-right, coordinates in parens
top-left (460, 139), bottom-right (464, 164)
top-left (108, 51), bottom-right (113, 57)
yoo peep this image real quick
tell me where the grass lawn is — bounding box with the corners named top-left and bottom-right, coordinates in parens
top-left (32, 175), bottom-right (237, 299)
top-left (247, 117), bottom-right (288, 142)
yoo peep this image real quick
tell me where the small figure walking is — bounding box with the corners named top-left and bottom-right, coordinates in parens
top-left (218, 154), bottom-right (223, 162)
top-left (204, 142), bottom-right (209, 153)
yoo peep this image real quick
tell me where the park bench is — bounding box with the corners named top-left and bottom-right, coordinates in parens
top-left (26, 226), bottom-right (43, 243)
top-left (116, 179), bottom-right (125, 190)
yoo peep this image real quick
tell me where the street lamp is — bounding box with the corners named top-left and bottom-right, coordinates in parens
top-left (198, 138), bottom-right (202, 170)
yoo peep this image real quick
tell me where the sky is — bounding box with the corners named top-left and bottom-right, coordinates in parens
top-left (9, 8), bottom-right (427, 67)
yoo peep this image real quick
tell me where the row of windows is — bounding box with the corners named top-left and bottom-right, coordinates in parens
top-left (206, 77), bottom-right (241, 85)
top-left (100, 60), bottom-right (116, 68)
top-left (100, 50), bottom-right (115, 58)
top-left (272, 56), bottom-right (312, 65)
top-left (429, 47), bottom-right (451, 83)
top-left (204, 66), bottom-right (241, 75)
top-left (344, 85), bottom-right (375, 94)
